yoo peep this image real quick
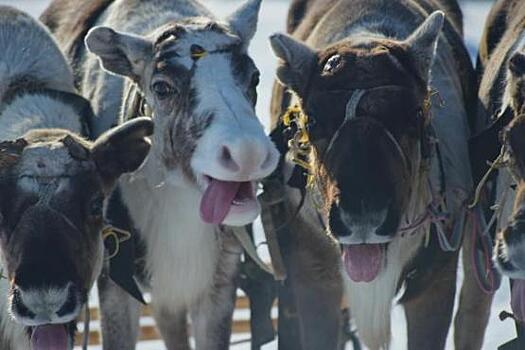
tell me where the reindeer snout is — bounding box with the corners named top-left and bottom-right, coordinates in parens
top-left (10, 283), bottom-right (81, 326)
top-left (215, 136), bottom-right (278, 180)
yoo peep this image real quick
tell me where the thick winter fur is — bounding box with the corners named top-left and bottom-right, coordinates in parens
top-left (475, 0), bottom-right (525, 285)
top-left (270, 1), bottom-right (478, 349)
top-left (0, 6), bottom-right (153, 349)
top-left (0, 7), bottom-right (82, 349)
top-left (477, 0), bottom-right (524, 73)
top-left (477, 0), bottom-right (525, 126)
top-left (42, 0), bottom-right (279, 349)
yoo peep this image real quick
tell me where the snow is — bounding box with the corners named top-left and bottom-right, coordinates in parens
top-left (0, 0), bottom-right (517, 349)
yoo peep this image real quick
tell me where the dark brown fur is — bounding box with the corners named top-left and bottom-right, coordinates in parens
top-left (270, 1), bottom-right (477, 349)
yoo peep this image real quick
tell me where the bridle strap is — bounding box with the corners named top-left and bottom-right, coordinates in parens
top-left (323, 89), bottom-right (366, 157)
top-left (322, 87), bottom-right (412, 171)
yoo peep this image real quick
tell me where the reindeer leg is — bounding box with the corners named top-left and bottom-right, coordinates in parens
top-left (191, 231), bottom-right (242, 350)
top-left (289, 247), bottom-right (343, 350)
top-left (403, 250), bottom-right (458, 350)
top-left (152, 308), bottom-right (190, 350)
top-left (98, 271), bottom-right (141, 350)
top-left (454, 222), bottom-right (494, 350)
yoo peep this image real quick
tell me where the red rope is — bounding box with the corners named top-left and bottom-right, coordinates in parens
top-left (470, 209), bottom-right (498, 294)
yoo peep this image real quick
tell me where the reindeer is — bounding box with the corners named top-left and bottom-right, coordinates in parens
top-left (0, 6), bottom-right (152, 350)
top-left (267, 0), bottom-right (483, 349)
top-left (473, 0), bottom-right (525, 328)
top-left (41, 0), bottom-right (279, 348)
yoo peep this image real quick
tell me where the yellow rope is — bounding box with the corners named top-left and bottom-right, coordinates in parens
top-left (282, 104), bottom-right (315, 187)
top-left (191, 46), bottom-right (208, 60)
top-left (469, 147), bottom-right (508, 209)
top-left (102, 226), bottom-right (132, 260)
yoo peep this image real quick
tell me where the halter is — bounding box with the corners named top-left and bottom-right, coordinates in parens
top-left (283, 85), bottom-right (433, 185)
top-left (281, 85), bottom-right (467, 253)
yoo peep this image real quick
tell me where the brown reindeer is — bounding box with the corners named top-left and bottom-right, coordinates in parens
top-left (268, 0), bottom-right (480, 349)
top-left (473, 0), bottom-right (525, 337)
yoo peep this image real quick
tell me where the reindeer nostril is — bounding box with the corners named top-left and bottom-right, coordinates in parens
top-left (11, 287), bottom-right (35, 319)
top-left (222, 146), bottom-right (232, 162)
top-left (56, 286), bottom-right (77, 317)
top-left (219, 146), bottom-right (240, 172)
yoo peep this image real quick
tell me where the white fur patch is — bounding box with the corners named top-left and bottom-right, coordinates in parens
top-left (11, 284), bottom-right (80, 326)
top-left (501, 31), bottom-right (525, 112)
top-left (343, 232), bottom-right (425, 350)
top-left (120, 172), bottom-right (219, 313)
top-left (0, 280), bottom-right (28, 350)
top-left (340, 208), bottom-right (391, 245)
top-left (496, 235), bottom-right (525, 280)
top-left (190, 54), bottom-right (278, 183)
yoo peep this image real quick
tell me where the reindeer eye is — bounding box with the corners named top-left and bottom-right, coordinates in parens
top-left (323, 54), bottom-right (343, 73)
top-left (152, 81), bottom-right (175, 99)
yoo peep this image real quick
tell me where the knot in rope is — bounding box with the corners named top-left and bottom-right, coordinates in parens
top-left (282, 104), bottom-right (315, 187)
top-left (102, 226), bottom-right (132, 260)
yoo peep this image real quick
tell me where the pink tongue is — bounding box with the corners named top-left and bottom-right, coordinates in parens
top-left (511, 279), bottom-right (525, 322)
top-left (200, 179), bottom-right (241, 224)
top-left (31, 325), bottom-right (68, 350)
top-left (343, 244), bottom-right (383, 282)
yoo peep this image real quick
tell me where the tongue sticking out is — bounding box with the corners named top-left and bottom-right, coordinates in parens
top-left (511, 279), bottom-right (525, 322)
top-left (200, 179), bottom-right (241, 224)
top-left (31, 325), bottom-right (68, 350)
top-left (343, 244), bottom-right (384, 282)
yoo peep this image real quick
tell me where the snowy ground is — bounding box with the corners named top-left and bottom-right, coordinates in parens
top-left (0, 0), bottom-right (515, 349)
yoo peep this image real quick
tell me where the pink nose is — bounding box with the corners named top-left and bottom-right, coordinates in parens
top-left (216, 137), bottom-right (277, 179)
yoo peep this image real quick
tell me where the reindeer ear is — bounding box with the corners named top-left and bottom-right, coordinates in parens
top-left (0, 139), bottom-right (27, 169)
top-left (85, 26), bottom-right (153, 82)
top-left (269, 33), bottom-right (317, 96)
top-left (510, 52), bottom-right (525, 77)
top-left (402, 11), bottom-right (445, 83)
top-left (92, 118), bottom-right (153, 186)
top-left (227, 0), bottom-right (262, 50)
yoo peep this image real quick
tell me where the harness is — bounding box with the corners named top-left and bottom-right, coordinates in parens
top-left (470, 112), bottom-right (525, 349)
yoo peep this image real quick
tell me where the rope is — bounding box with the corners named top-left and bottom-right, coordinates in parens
top-left (282, 105), bottom-right (315, 187)
top-left (471, 210), bottom-right (497, 294)
top-left (469, 146), bottom-right (507, 209)
top-left (469, 181), bottom-right (509, 295)
top-left (102, 226), bottom-right (132, 260)
top-left (231, 226), bottom-right (275, 276)
top-left (278, 89), bottom-right (462, 250)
